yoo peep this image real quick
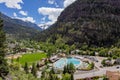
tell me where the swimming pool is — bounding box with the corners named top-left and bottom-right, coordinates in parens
top-left (53, 57), bottom-right (82, 69)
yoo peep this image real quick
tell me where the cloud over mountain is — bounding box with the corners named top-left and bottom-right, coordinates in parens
top-left (38, 7), bottom-right (63, 24)
top-left (64, 0), bottom-right (76, 8)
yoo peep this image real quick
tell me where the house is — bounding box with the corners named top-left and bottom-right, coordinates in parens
top-left (95, 52), bottom-right (99, 56)
top-left (115, 58), bottom-right (120, 64)
top-left (105, 60), bottom-right (113, 66)
top-left (106, 71), bottom-right (120, 80)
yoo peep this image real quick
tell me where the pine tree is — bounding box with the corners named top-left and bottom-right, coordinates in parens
top-left (0, 18), bottom-right (9, 79)
top-left (71, 74), bottom-right (74, 80)
top-left (24, 62), bottom-right (29, 74)
top-left (36, 62), bottom-right (39, 70)
top-left (50, 67), bottom-right (55, 74)
top-left (63, 65), bottom-right (67, 74)
top-left (31, 63), bottom-right (37, 77)
top-left (91, 62), bottom-right (94, 69)
top-left (68, 63), bottom-right (75, 74)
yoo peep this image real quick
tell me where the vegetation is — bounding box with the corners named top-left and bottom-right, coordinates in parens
top-left (63, 63), bottom-right (76, 74)
top-left (14, 52), bottom-right (46, 65)
top-left (0, 12), bottom-right (41, 40)
top-left (39, 0), bottom-right (120, 48)
top-left (87, 62), bottom-right (95, 70)
top-left (9, 39), bottom-right (120, 59)
top-left (0, 18), bottom-right (9, 79)
top-left (31, 63), bottom-right (37, 77)
top-left (62, 73), bottom-right (72, 80)
top-left (9, 70), bottom-right (38, 80)
top-left (101, 58), bottom-right (113, 67)
top-left (24, 62), bottom-right (29, 74)
top-left (40, 66), bottom-right (74, 80)
top-left (1, 0), bottom-right (120, 80)
top-left (41, 67), bottom-right (60, 80)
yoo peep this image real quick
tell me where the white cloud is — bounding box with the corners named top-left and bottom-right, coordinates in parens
top-left (38, 0), bottom-right (76, 29)
top-left (38, 7), bottom-right (63, 24)
top-left (55, 2), bottom-right (59, 7)
top-left (64, 0), bottom-right (76, 8)
top-left (19, 10), bottom-right (28, 16)
top-left (48, 0), bottom-right (59, 7)
top-left (38, 24), bottom-right (49, 29)
top-left (38, 21), bottom-right (53, 29)
top-left (13, 12), bottom-right (17, 17)
top-left (17, 17), bottom-right (35, 23)
top-left (0, 0), bottom-right (23, 9)
top-left (48, 0), bottom-right (54, 4)
top-left (13, 12), bottom-right (35, 23)
top-left (39, 21), bottom-right (54, 26)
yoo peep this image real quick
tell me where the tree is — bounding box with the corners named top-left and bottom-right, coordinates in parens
top-left (69, 63), bottom-right (75, 74)
top-left (36, 62), bottom-right (40, 70)
top-left (101, 59), bottom-right (106, 66)
top-left (9, 62), bottom-right (20, 71)
top-left (0, 18), bottom-right (9, 79)
top-left (24, 62), bottom-right (29, 74)
top-left (63, 63), bottom-right (75, 74)
top-left (90, 62), bottom-right (94, 69)
top-left (50, 67), bottom-right (55, 74)
top-left (31, 63), bottom-right (37, 77)
top-left (16, 57), bottom-right (20, 62)
top-left (71, 74), bottom-right (74, 80)
top-left (62, 73), bottom-right (71, 80)
top-left (49, 74), bottom-right (59, 80)
top-left (63, 65), bottom-right (67, 74)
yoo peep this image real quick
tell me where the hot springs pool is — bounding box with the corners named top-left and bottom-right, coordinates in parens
top-left (53, 57), bottom-right (82, 69)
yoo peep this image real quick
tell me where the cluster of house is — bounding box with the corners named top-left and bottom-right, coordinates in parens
top-left (115, 58), bottom-right (120, 64)
top-left (7, 43), bottom-right (44, 55)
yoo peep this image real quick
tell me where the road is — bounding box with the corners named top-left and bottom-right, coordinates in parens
top-left (74, 65), bottom-right (120, 80)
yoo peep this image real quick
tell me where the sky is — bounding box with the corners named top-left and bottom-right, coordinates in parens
top-left (0, 0), bottom-right (76, 28)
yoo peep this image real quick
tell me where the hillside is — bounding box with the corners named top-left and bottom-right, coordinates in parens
top-left (0, 12), bottom-right (42, 31)
top-left (39, 0), bottom-right (120, 47)
top-left (0, 13), bottom-right (41, 40)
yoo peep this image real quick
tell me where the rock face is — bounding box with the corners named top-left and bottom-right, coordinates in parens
top-left (41, 0), bottom-right (120, 47)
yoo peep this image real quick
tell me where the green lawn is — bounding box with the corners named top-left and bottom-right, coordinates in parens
top-left (14, 52), bottom-right (47, 65)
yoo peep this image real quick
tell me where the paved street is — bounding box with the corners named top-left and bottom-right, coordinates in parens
top-left (74, 64), bottom-right (120, 80)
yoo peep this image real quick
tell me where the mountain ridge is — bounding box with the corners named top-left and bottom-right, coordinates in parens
top-left (39, 0), bottom-right (120, 47)
top-left (0, 12), bottom-right (42, 31)
top-left (0, 12), bottom-right (41, 40)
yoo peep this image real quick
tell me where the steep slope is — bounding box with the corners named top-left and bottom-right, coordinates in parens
top-left (40, 0), bottom-right (120, 47)
top-left (0, 13), bottom-right (41, 40)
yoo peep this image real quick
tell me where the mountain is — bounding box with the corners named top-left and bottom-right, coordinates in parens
top-left (13, 19), bottom-right (42, 31)
top-left (0, 12), bottom-right (41, 40)
top-left (0, 12), bottom-right (42, 31)
top-left (39, 0), bottom-right (120, 47)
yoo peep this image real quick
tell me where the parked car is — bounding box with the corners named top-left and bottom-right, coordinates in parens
top-left (116, 66), bottom-right (119, 69)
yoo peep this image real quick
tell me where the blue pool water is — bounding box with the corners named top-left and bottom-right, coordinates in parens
top-left (54, 57), bottom-right (81, 69)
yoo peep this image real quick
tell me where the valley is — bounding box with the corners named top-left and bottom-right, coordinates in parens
top-left (0, 0), bottom-right (120, 80)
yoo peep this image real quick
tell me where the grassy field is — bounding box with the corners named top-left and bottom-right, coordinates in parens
top-left (14, 52), bottom-right (47, 65)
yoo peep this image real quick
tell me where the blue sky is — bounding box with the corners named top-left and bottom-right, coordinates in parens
top-left (0, 0), bottom-right (76, 28)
